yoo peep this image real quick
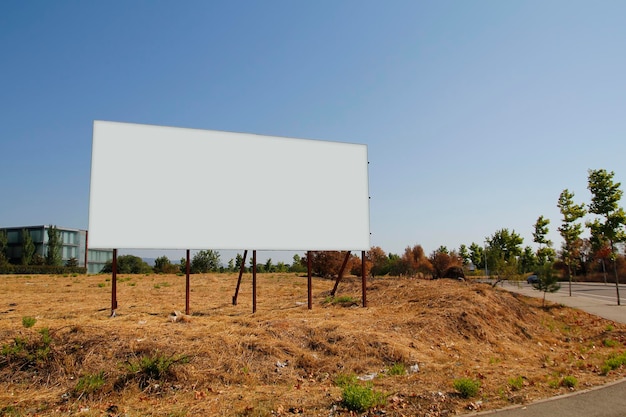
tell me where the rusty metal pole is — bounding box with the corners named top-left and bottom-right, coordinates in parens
top-left (185, 249), bottom-right (190, 315)
top-left (111, 248), bottom-right (118, 317)
top-left (252, 250), bottom-right (257, 313)
top-left (306, 251), bottom-right (313, 310)
top-left (361, 250), bottom-right (367, 307)
top-left (307, 251), bottom-right (312, 309)
top-left (331, 251), bottom-right (351, 296)
top-left (232, 250), bottom-right (248, 305)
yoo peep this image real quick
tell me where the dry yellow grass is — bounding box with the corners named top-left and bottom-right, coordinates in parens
top-left (1, 272), bottom-right (625, 416)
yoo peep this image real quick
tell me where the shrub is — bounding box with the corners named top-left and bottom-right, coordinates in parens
top-left (1, 327), bottom-right (52, 366)
top-left (75, 371), bottom-right (106, 397)
top-left (601, 352), bottom-right (626, 374)
top-left (560, 376), bottom-right (578, 388)
top-left (387, 363), bottom-right (406, 376)
top-left (123, 354), bottom-right (188, 388)
top-left (508, 376), bottom-right (524, 391)
top-left (334, 373), bottom-right (357, 388)
top-left (603, 338), bottom-right (618, 347)
top-left (22, 316), bottom-right (36, 328)
top-left (341, 382), bottom-right (385, 412)
top-left (453, 377), bottom-right (481, 398)
top-left (0, 265), bottom-right (86, 275)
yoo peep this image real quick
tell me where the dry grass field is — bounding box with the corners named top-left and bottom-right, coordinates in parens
top-left (1, 272), bottom-right (626, 417)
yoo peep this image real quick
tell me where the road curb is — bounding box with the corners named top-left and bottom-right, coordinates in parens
top-left (463, 377), bottom-right (626, 416)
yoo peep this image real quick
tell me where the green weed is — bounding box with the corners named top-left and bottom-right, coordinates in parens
top-left (560, 375), bottom-right (578, 388)
top-left (74, 371), bottom-right (105, 397)
top-left (341, 381), bottom-right (386, 412)
top-left (334, 373), bottom-right (357, 388)
top-left (22, 316), bottom-right (36, 328)
top-left (603, 338), bottom-right (618, 347)
top-left (387, 363), bottom-right (406, 376)
top-left (124, 353), bottom-right (189, 388)
top-left (453, 377), bottom-right (481, 398)
top-left (601, 352), bottom-right (626, 374)
top-left (508, 376), bottom-right (524, 391)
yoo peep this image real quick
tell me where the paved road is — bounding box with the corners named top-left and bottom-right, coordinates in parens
top-left (459, 280), bottom-right (626, 417)
top-left (469, 378), bottom-right (626, 417)
top-left (499, 281), bottom-right (626, 324)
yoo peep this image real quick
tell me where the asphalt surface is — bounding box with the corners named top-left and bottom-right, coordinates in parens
top-left (459, 280), bottom-right (626, 417)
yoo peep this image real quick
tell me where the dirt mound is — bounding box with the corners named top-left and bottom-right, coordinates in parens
top-left (1, 273), bottom-right (625, 416)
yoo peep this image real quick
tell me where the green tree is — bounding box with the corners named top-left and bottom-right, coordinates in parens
top-left (533, 216), bottom-right (556, 266)
top-left (154, 256), bottom-right (179, 274)
top-left (468, 242), bottom-right (485, 270)
top-left (532, 262), bottom-right (561, 306)
top-left (519, 246), bottom-right (537, 274)
top-left (0, 230), bottom-right (8, 265)
top-left (21, 229), bottom-right (36, 266)
top-left (486, 229), bottom-right (523, 283)
top-left (587, 169), bottom-right (626, 305)
top-left (102, 255), bottom-right (152, 274)
top-left (264, 258), bottom-right (274, 273)
top-left (557, 189), bottom-right (586, 296)
top-left (45, 225), bottom-right (62, 266)
top-left (191, 250), bottom-right (221, 273)
top-left (289, 253), bottom-right (307, 273)
top-left (458, 244), bottom-right (470, 266)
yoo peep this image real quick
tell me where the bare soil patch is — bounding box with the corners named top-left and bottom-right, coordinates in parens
top-left (1, 273), bottom-right (625, 416)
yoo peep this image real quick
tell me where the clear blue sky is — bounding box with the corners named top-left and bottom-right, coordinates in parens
top-left (2, 1), bottom-right (626, 263)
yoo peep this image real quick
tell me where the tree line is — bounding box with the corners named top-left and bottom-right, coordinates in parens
top-left (0, 226), bottom-right (83, 273)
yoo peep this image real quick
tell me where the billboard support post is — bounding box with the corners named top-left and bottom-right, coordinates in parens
top-left (361, 250), bottom-right (367, 307)
top-left (307, 251), bottom-right (312, 309)
top-left (252, 250), bottom-right (257, 313)
top-left (331, 251), bottom-right (351, 296)
top-left (111, 248), bottom-right (117, 317)
top-left (185, 249), bottom-right (190, 315)
top-left (232, 250), bottom-right (248, 305)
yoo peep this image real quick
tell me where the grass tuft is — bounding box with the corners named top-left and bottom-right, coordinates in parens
top-left (453, 377), bottom-right (481, 398)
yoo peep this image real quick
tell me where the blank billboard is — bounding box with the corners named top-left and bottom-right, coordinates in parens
top-left (88, 121), bottom-right (370, 250)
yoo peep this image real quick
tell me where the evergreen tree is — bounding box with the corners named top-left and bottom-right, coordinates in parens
top-left (21, 229), bottom-right (35, 265)
top-left (0, 230), bottom-right (9, 265)
top-left (191, 250), bottom-right (221, 273)
top-left (532, 262), bottom-right (561, 306)
top-left (45, 225), bottom-right (62, 266)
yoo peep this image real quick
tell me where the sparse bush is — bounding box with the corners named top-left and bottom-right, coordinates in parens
top-left (75, 371), bottom-right (105, 397)
top-left (453, 377), bottom-right (481, 398)
top-left (603, 338), bottom-right (618, 347)
top-left (560, 376), bottom-right (578, 388)
top-left (341, 381), bottom-right (385, 412)
top-left (1, 327), bottom-right (52, 366)
top-left (22, 316), bottom-right (36, 328)
top-left (508, 376), bottom-right (524, 391)
top-left (387, 363), bottom-right (406, 376)
top-left (601, 352), bottom-right (626, 374)
top-left (334, 373), bottom-right (357, 388)
top-left (123, 354), bottom-right (188, 388)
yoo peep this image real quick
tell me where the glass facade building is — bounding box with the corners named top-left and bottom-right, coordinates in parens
top-left (0, 225), bottom-right (113, 274)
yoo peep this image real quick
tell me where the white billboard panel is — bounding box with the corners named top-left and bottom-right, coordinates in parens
top-left (88, 121), bottom-right (370, 250)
